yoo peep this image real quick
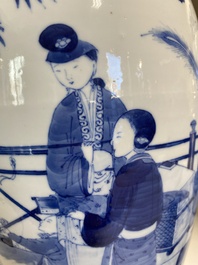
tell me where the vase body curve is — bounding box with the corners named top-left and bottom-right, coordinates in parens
top-left (0, 1), bottom-right (198, 265)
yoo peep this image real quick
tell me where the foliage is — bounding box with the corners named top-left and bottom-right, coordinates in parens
top-left (0, 22), bottom-right (5, 47)
top-left (143, 28), bottom-right (198, 80)
top-left (15, 0), bottom-right (57, 9)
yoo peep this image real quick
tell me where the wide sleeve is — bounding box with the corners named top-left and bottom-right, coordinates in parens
top-left (46, 97), bottom-right (90, 197)
top-left (82, 168), bottom-right (132, 247)
top-left (9, 233), bottom-right (62, 256)
top-left (81, 212), bottom-right (123, 247)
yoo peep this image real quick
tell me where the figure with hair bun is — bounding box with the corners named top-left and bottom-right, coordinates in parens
top-left (81, 109), bottom-right (163, 265)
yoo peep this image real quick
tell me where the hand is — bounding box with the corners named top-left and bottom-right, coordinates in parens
top-left (93, 150), bottom-right (113, 172)
top-left (0, 228), bottom-right (10, 238)
top-left (59, 239), bottom-right (66, 248)
top-left (68, 211), bottom-right (85, 220)
top-left (81, 143), bottom-right (94, 164)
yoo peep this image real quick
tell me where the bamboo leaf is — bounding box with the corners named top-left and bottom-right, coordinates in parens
top-left (143, 29), bottom-right (198, 80)
top-left (0, 26), bottom-right (4, 32)
top-left (37, 0), bottom-right (45, 8)
top-left (15, 0), bottom-right (20, 8)
top-left (25, 0), bottom-right (31, 8)
top-left (0, 36), bottom-right (6, 47)
top-left (15, 0), bottom-right (57, 9)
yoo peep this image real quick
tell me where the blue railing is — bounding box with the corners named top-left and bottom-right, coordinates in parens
top-left (0, 120), bottom-right (197, 176)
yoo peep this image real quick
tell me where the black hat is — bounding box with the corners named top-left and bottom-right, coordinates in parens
top-left (39, 24), bottom-right (97, 63)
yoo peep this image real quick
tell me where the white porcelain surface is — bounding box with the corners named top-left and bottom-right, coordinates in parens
top-left (183, 210), bottom-right (198, 265)
top-left (0, 1), bottom-right (198, 265)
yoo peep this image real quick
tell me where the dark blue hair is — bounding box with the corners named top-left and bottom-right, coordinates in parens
top-left (120, 109), bottom-right (156, 149)
top-left (85, 49), bottom-right (98, 62)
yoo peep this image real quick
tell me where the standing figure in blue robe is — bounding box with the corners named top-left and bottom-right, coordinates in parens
top-left (81, 109), bottom-right (163, 265)
top-left (39, 24), bottom-right (127, 265)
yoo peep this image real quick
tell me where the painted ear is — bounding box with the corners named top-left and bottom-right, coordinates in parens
top-left (93, 61), bottom-right (97, 76)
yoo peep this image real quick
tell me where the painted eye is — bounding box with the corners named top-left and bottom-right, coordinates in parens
top-left (73, 65), bottom-right (78, 69)
top-left (55, 69), bottom-right (61, 73)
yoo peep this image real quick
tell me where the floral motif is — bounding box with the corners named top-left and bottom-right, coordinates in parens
top-left (55, 37), bottom-right (71, 49)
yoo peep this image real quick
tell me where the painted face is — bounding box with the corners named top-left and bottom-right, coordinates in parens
top-left (38, 215), bottom-right (57, 234)
top-left (51, 55), bottom-right (96, 90)
top-left (112, 118), bottom-right (135, 158)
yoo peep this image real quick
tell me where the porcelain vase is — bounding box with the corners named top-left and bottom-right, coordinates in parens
top-left (0, 1), bottom-right (198, 265)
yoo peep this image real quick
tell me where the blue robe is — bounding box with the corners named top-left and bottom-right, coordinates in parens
top-left (46, 78), bottom-right (127, 213)
top-left (82, 153), bottom-right (163, 265)
top-left (1, 233), bottom-right (66, 265)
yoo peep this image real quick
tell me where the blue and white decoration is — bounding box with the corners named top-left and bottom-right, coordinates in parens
top-left (0, 1), bottom-right (198, 265)
top-left (142, 29), bottom-right (198, 81)
top-left (14, 0), bottom-right (57, 9)
top-left (0, 22), bottom-right (5, 47)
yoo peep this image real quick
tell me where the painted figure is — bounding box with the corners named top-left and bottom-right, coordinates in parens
top-left (80, 109), bottom-right (163, 265)
top-left (39, 23), bottom-right (127, 264)
top-left (0, 216), bottom-right (67, 265)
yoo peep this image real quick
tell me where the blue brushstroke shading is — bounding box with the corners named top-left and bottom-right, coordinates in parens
top-left (15, 0), bottom-right (20, 7)
top-left (179, 0), bottom-right (185, 3)
top-left (0, 169), bottom-right (47, 176)
top-left (0, 188), bottom-right (41, 221)
top-left (25, 0), bottom-right (31, 8)
top-left (15, 0), bottom-right (31, 8)
top-left (15, 0), bottom-right (56, 9)
top-left (0, 22), bottom-right (6, 47)
top-left (0, 157), bottom-right (16, 184)
top-left (0, 36), bottom-right (5, 47)
top-left (141, 29), bottom-right (198, 80)
top-left (0, 135), bottom-right (192, 156)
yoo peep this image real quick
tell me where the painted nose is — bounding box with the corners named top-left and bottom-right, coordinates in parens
top-left (64, 69), bottom-right (72, 80)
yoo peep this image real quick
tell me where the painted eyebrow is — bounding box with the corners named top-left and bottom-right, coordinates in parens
top-left (116, 131), bottom-right (122, 134)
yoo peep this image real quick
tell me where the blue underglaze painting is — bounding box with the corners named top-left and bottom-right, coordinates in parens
top-left (142, 28), bottom-right (198, 80)
top-left (0, 22), bottom-right (5, 47)
top-left (15, 0), bottom-right (57, 9)
top-left (0, 0), bottom-right (57, 47)
top-left (0, 23), bottom-right (198, 265)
